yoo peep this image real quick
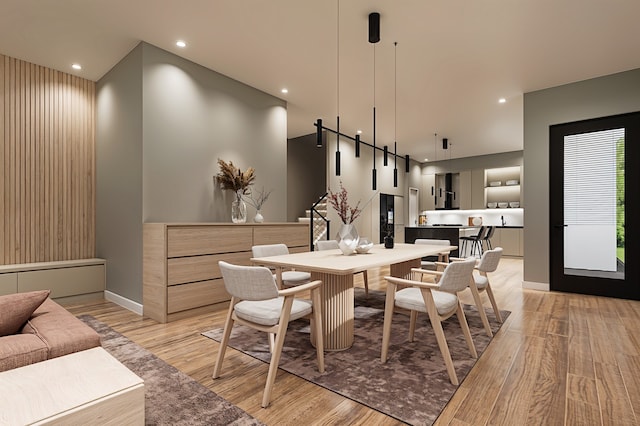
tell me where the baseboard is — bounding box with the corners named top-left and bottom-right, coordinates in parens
top-left (104, 290), bottom-right (143, 315)
top-left (522, 280), bottom-right (550, 291)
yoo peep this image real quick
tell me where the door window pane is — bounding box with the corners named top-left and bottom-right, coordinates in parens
top-left (564, 128), bottom-right (624, 279)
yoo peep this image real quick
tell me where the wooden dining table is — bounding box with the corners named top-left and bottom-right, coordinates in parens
top-left (251, 242), bottom-right (457, 351)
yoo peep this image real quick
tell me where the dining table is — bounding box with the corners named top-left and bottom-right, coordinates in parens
top-left (251, 242), bottom-right (457, 351)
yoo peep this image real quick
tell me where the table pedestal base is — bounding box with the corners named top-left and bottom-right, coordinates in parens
top-left (310, 271), bottom-right (354, 351)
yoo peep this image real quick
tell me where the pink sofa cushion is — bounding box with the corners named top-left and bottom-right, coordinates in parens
top-left (0, 334), bottom-right (49, 371)
top-left (0, 290), bottom-right (50, 336)
top-left (24, 299), bottom-right (101, 359)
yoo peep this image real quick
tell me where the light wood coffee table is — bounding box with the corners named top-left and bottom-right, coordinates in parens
top-left (0, 347), bottom-right (144, 425)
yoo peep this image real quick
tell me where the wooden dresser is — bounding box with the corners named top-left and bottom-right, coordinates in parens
top-left (143, 223), bottom-right (309, 323)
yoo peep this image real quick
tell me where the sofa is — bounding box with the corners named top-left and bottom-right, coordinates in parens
top-left (0, 290), bottom-right (101, 372)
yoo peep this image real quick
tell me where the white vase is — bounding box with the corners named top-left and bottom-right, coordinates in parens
top-left (336, 223), bottom-right (359, 255)
top-left (254, 210), bottom-right (264, 223)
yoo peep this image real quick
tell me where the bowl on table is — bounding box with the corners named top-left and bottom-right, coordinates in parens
top-left (487, 202), bottom-right (497, 209)
top-left (509, 202), bottom-right (520, 208)
top-left (355, 238), bottom-right (374, 254)
top-left (497, 202), bottom-right (509, 208)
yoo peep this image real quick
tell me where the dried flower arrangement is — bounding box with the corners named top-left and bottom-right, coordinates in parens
top-left (215, 159), bottom-right (255, 195)
top-left (247, 186), bottom-right (273, 211)
top-left (328, 181), bottom-right (362, 224)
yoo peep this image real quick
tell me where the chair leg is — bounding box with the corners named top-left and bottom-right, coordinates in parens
top-left (469, 279), bottom-right (493, 337)
top-left (311, 287), bottom-right (325, 373)
top-left (408, 310), bottom-right (418, 342)
top-left (261, 296), bottom-right (294, 408)
top-left (484, 280), bottom-right (503, 323)
top-left (426, 305), bottom-right (458, 386)
top-left (212, 300), bottom-right (236, 379)
top-left (380, 283), bottom-right (397, 363)
top-left (455, 301), bottom-right (478, 359)
top-left (268, 333), bottom-right (275, 353)
top-left (362, 270), bottom-right (369, 297)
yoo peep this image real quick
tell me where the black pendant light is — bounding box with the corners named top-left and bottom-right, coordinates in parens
top-left (370, 12), bottom-right (380, 190)
top-left (335, 0), bottom-right (341, 176)
top-left (393, 42), bottom-right (398, 187)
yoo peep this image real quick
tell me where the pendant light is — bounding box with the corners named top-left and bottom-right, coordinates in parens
top-left (369, 12), bottom-right (380, 190)
top-left (393, 42), bottom-right (398, 187)
top-left (335, 0), bottom-right (341, 176)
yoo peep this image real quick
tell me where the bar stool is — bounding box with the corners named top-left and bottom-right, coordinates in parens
top-left (482, 226), bottom-right (495, 251)
top-left (460, 226), bottom-right (486, 257)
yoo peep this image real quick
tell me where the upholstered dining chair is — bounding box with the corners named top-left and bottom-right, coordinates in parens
top-left (414, 238), bottom-right (451, 270)
top-left (252, 243), bottom-right (311, 287)
top-left (448, 247), bottom-right (503, 337)
top-left (213, 261), bottom-right (324, 408)
top-left (315, 239), bottom-right (369, 296)
top-left (381, 257), bottom-right (478, 385)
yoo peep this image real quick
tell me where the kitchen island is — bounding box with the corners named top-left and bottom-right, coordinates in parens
top-left (405, 225), bottom-right (523, 257)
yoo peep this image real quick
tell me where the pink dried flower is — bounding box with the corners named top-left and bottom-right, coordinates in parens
top-left (328, 181), bottom-right (362, 224)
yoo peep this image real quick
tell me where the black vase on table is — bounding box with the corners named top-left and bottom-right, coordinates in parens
top-left (384, 232), bottom-right (394, 249)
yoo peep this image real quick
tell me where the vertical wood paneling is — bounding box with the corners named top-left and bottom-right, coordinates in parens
top-left (0, 54), bottom-right (95, 265)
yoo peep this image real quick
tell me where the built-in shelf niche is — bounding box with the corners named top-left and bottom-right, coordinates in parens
top-left (484, 166), bottom-right (522, 208)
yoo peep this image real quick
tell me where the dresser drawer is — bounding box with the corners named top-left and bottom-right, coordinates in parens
top-left (167, 226), bottom-right (253, 257)
top-left (167, 251), bottom-right (251, 285)
top-left (253, 225), bottom-right (309, 248)
top-left (167, 279), bottom-right (229, 313)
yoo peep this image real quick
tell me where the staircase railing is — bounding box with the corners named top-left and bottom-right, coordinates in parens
top-left (310, 193), bottom-right (330, 251)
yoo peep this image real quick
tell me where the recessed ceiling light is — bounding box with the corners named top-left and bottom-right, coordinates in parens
top-left (71, 64), bottom-right (82, 70)
top-left (176, 40), bottom-right (186, 48)
top-left (357, 130), bottom-right (363, 134)
top-left (424, 158), bottom-right (429, 162)
top-left (281, 88), bottom-right (288, 94)
top-left (498, 98), bottom-right (506, 104)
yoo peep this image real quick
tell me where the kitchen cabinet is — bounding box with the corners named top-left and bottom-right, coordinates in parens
top-left (471, 169), bottom-right (485, 209)
top-left (492, 227), bottom-right (523, 257)
top-left (420, 174), bottom-right (436, 211)
top-left (459, 170), bottom-right (472, 210)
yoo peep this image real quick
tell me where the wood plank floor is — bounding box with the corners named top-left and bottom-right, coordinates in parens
top-left (63, 258), bottom-right (640, 425)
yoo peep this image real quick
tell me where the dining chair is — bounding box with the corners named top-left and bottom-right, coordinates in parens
top-left (446, 247), bottom-right (504, 337)
top-left (414, 238), bottom-right (451, 270)
top-left (381, 257), bottom-right (478, 385)
top-left (252, 243), bottom-right (311, 287)
top-left (315, 239), bottom-right (369, 296)
top-left (213, 261), bottom-right (324, 408)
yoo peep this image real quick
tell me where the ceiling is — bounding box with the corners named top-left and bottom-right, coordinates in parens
top-left (2, 0), bottom-right (640, 162)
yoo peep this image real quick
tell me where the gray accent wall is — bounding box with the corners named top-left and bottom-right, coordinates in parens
top-left (523, 68), bottom-right (640, 287)
top-left (97, 42), bottom-right (288, 304)
top-left (96, 44), bottom-right (144, 304)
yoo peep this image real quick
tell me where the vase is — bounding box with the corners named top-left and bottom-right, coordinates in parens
top-left (231, 192), bottom-right (247, 223)
top-left (254, 210), bottom-right (264, 223)
top-left (336, 223), bottom-right (359, 255)
top-left (384, 233), bottom-right (394, 249)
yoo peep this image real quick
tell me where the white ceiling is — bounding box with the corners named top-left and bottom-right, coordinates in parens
top-left (2, 0), bottom-right (640, 161)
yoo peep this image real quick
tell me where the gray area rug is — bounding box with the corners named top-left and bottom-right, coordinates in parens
top-left (203, 288), bottom-right (509, 425)
top-left (79, 315), bottom-right (263, 426)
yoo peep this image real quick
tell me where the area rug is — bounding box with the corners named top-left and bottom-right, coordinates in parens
top-left (79, 315), bottom-right (263, 426)
top-left (203, 289), bottom-right (509, 425)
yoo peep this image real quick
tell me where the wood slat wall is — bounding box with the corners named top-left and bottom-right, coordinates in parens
top-left (1, 54), bottom-right (96, 265)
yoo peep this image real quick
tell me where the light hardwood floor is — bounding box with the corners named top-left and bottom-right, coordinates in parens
top-left (63, 258), bottom-right (640, 425)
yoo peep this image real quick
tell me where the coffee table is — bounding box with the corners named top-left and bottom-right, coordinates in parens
top-left (0, 347), bottom-right (144, 425)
